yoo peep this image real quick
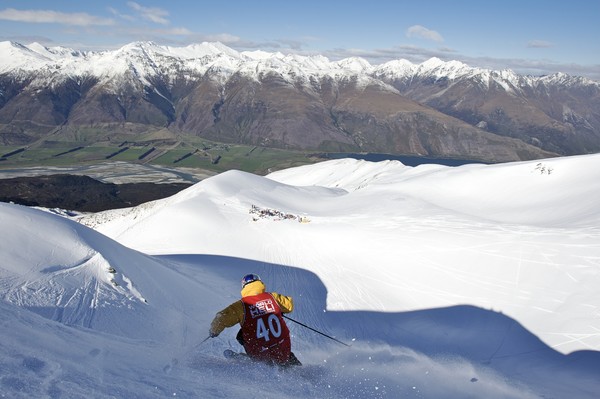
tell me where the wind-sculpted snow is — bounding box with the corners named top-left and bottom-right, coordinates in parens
top-left (271, 155), bottom-right (600, 227)
top-left (0, 203), bottom-right (205, 342)
top-left (2, 155), bottom-right (600, 397)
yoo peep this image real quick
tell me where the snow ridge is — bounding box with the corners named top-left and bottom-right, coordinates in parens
top-left (1, 40), bottom-right (597, 91)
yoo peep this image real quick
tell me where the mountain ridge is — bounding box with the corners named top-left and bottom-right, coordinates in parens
top-left (4, 40), bottom-right (598, 85)
top-left (1, 41), bottom-right (598, 161)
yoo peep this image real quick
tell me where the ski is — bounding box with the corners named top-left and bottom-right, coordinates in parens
top-left (223, 349), bottom-right (249, 361)
top-left (223, 349), bottom-right (302, 368)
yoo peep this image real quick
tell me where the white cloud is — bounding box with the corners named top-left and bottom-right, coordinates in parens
top-left (406, 25), bottom-right (444, 42)
top-left (0, 8), bottom-right (114, 26)
top-left (127, 2), bottom-right (169, 25)
top-left (196, 33), bottom-right (243, 44)
top-left (107, 6), bottom-right (135, 22)
top-left (527, 40), bottom-right (553, 48)
top-left (155, 27), bottom-right (193, 36)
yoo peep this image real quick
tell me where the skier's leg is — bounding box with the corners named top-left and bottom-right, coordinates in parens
top-left (236, 328), bottom-right (244, 346)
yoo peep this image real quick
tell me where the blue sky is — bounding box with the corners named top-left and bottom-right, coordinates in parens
top-left (0, 0), bottom-right (599, 80)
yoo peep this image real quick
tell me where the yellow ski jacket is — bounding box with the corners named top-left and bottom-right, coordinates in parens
top-left (209, 280), bottom-right (294, 336)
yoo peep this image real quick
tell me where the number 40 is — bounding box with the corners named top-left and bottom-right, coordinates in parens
top-left (256, 314), bottom-right (282, 342)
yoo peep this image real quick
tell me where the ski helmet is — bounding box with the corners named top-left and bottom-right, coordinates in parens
top-left (241, 273), bottom-right (261, 288)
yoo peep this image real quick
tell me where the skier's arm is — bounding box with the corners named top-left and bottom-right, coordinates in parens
top-left (271, 292), bottom-right (294, 313)
top-left (209, 301), bottom-right (244, 337)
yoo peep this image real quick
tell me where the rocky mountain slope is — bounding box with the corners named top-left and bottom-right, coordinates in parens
top-left (1, 41), bottom-right (597, 162)
top-left (0, 174), bottom-right (190, 212)
top-left (374, 59), bottom-right (600, 155)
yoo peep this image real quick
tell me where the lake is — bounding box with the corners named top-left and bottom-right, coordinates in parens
top-left (321, 153), bottom-right (488, 167)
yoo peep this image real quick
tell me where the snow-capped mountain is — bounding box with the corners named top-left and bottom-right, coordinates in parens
top-left (374, 57), bottom-right (600, 156)
top-left (0, 41), bottom-right (598, 160)
top-left (1, 154), bottom-right (600, 398)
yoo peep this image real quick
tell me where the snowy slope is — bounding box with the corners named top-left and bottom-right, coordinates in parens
top-left (2, 40), bottom-right (597, 89)
top-left (85, 154), bottom-right (600, 354)
top-left (0, 203), bottom-right (209, 342)
top-left (2, 155), bottom-right (600, 398)
top-left (0, 204), bottom-right (548, 399)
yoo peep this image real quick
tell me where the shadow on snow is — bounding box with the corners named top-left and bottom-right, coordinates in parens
top-left (160, 254), bottom-right (600, 397)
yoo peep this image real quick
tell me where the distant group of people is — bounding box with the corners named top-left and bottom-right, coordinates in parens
top-left (249, 204), bottom-right (310, 223)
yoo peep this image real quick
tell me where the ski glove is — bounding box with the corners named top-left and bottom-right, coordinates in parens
top-left (209, 331), bottom-right (219, 338)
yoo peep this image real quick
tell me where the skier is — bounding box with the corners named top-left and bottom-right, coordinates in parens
top-left (209, 273), bottom-right (301, 367)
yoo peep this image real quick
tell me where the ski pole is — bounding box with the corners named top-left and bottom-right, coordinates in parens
top-left (283, 315), bottom-right (351, 347)
top-left (199, 335), bottom-right (211, 344)
top-left (172, 335), bottom-right (211, 367)
top-left (191, 335), bottom-right (211, 351)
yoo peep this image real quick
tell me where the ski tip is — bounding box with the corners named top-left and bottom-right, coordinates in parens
top-left (223, 349), bottom-right (236, 358)
top-left (224, 349), bottom-right (248, 360)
